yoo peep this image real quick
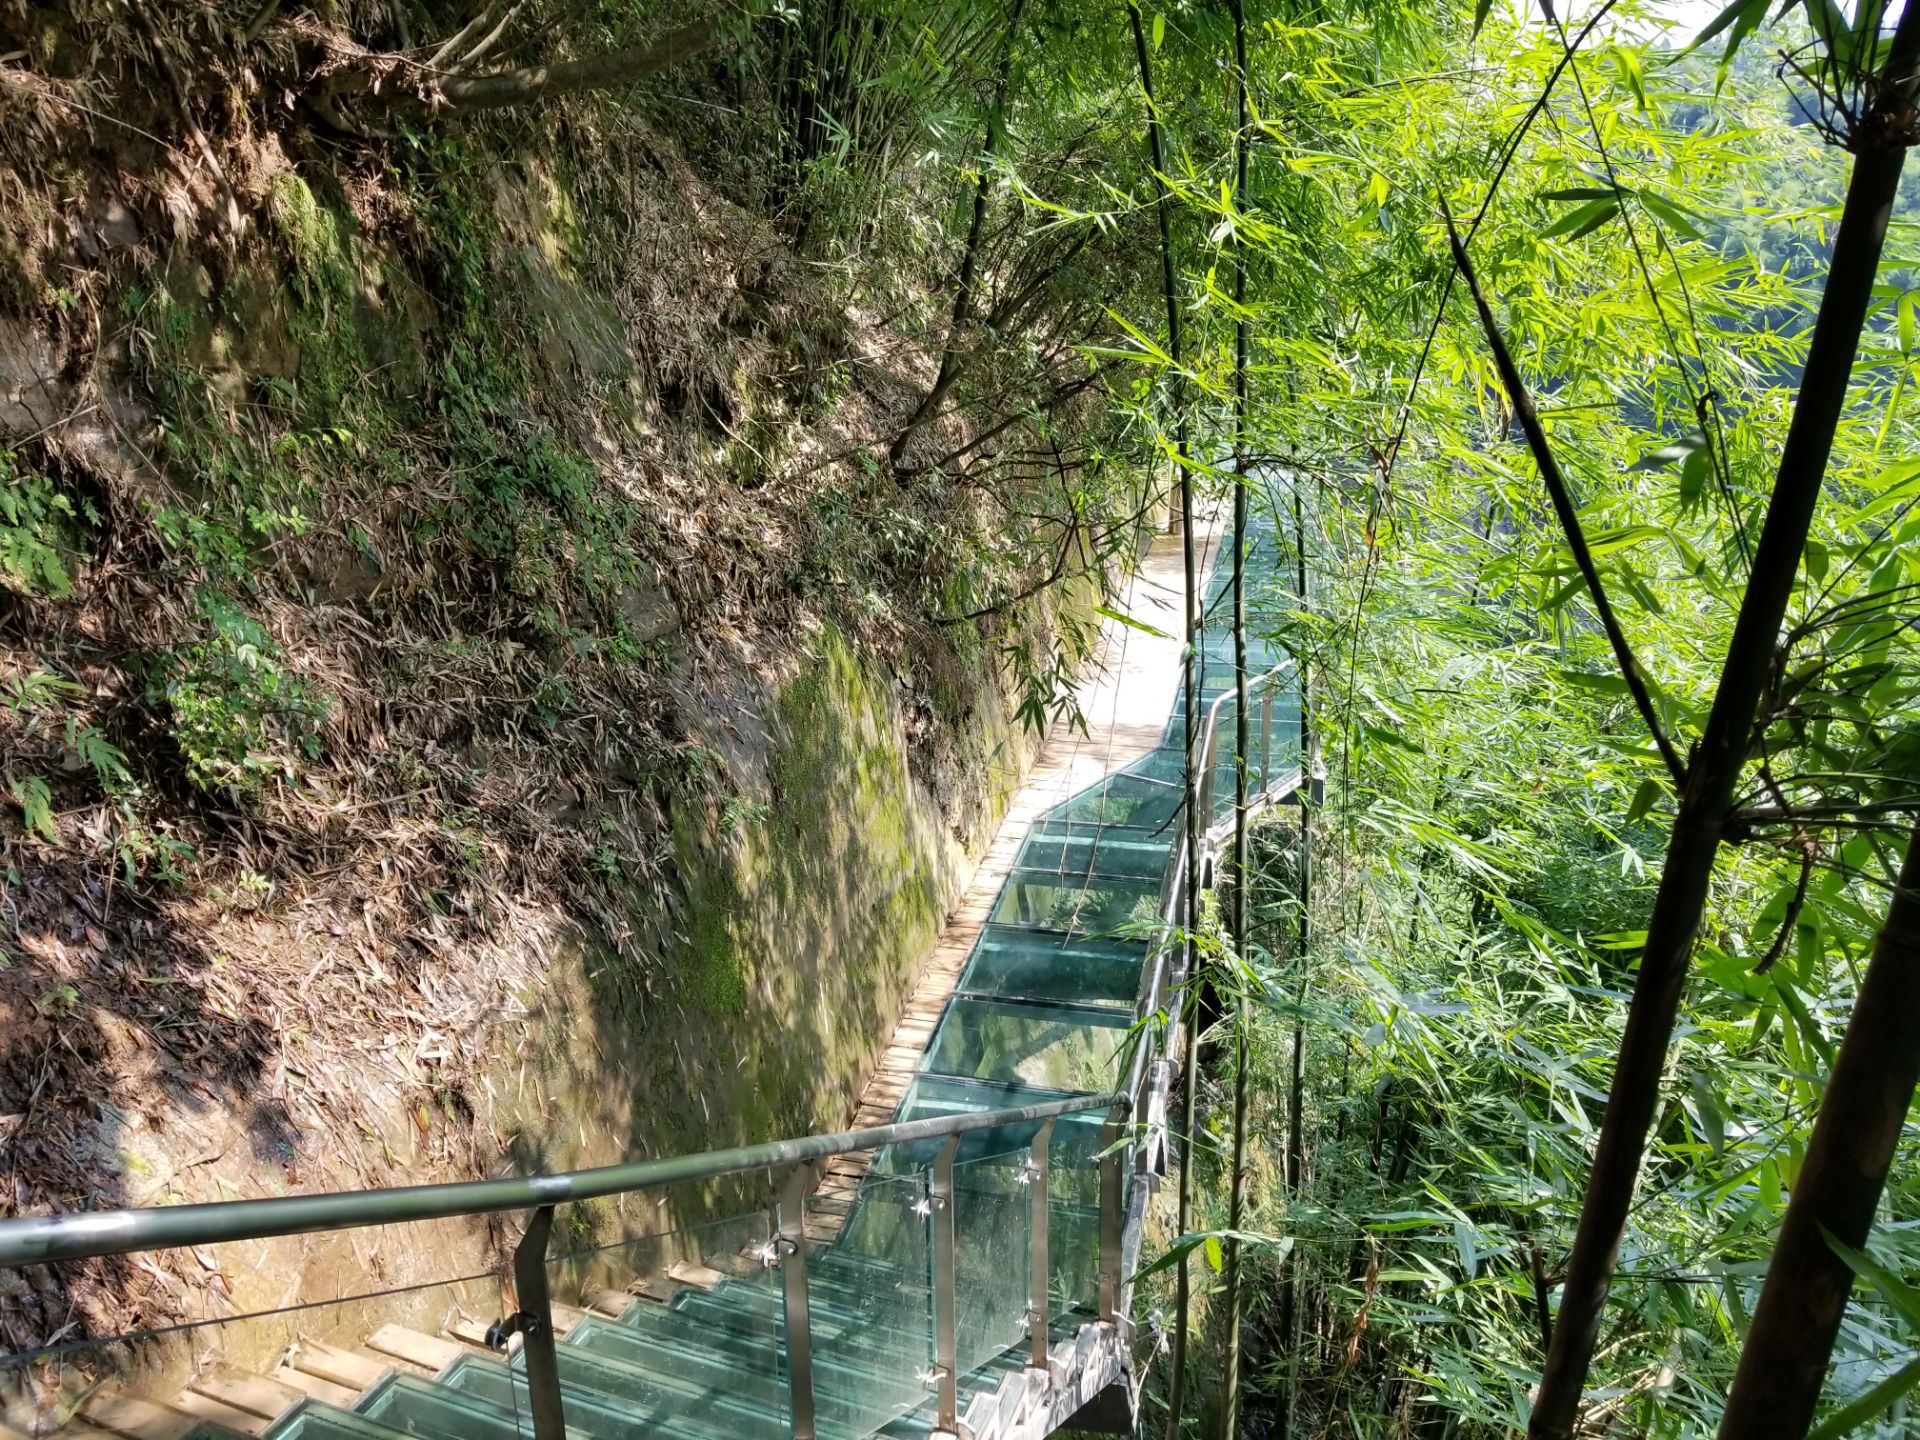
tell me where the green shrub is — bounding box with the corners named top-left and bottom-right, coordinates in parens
top-left (155, 591), bottom-right (329, 790)
top-left (0, 450), bottom-right (88, 597)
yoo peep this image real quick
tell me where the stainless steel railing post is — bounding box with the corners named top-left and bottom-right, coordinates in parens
top-left (777, 1163), bottom-right (819, 1440)
top-left (1027, 1118), bottom-right (1054, 1372)
top-left (1097, 1106), bottom-right (1125, 1323)
top-left (511, 1206), bottom-right (568, 1440)
top-left (1260, 681), bottom-right (1274, 787)
top-left (931, 1135), bottom-right (961, 1432)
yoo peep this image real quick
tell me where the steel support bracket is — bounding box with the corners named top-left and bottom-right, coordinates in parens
top-left (511, 1205), bottom-right (567, 1440)
top-left (777, 1161), bottom-right (820, 1440)
top-left (931, 1135), bottom-right (961, 1432)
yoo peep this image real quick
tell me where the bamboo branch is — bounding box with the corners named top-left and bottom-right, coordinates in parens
top-left (1219, 0), bottom-right (1254, 1433)
top-left (888, 0), bottom-right (1027, 472)
top-left (1441, 201), bottom-right (1687, 793)
top-left (326, 17), bottom-right (717, 113)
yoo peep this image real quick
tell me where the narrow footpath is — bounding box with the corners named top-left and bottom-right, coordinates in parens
top-left (811, 512), bottom-right (1222, 1235)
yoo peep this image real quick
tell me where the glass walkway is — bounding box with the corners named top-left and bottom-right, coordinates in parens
top-left (0, 503), bottom-right (1301, 1440)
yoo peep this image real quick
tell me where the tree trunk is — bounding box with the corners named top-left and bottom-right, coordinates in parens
top-left (1718, 817), bottom-right (1920, 1439)
top-left (1125, 4), bottom-right (1203, 1433)
top-left (1219, 1), bottom-right (1253, 1432)
top-left (888, 0), bottom-right (1025, 471)
top-left (421, 18), bottom-right (716, 111)
top-left (1529, 11), bottom-right (1920, 1435)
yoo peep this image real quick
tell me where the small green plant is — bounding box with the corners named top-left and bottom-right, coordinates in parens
top-left (9, 774), bottom-right (57, 844)
top-left (105, 801), bottom-right (195, 884)
top-left (155, 591), bottom-right (329, 791)
top-left (720, 793), bottom-right (770, 837)
top-left (0, 451), bottom-right (88, 597)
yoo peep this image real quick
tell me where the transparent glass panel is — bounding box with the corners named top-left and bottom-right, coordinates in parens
top-left (1045, 773), bottom-right (1183, 830)
top-left (989, 870), bottom-right (1159, 937)
top-left (921, 997), bottom-right (1130, 1091)
top-left (956, 926), bottom-right (1146, 1008)
top-left (1014, 822), bottom-right (1169, 882)
top-left (806, 1172), bottom-right (933, 1440)
top-left (1049, 1179), bottom-right (1100, 1317)
top-left (951, 1148), bottom-right (1032, 1381)
top-left (543, 1207), bottom-right (788, 1438)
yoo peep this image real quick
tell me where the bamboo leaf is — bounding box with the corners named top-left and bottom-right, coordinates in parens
top-left (1541, 196), bottom-right (1619, 240)
top-left (1680, 445), bottom-right (1711, 505)
top-left (1094, 603), bottom-right (1174, 640)
top-left (1684, 0), bottom-right (1771, 57)
top-left (1630, 433), bottom-right (1708, 471)
top-left (1639, 191), bottom-right (1707, 242)
top-left (1822, 1229), bottom-right (1920, 1332)
top-left (1807, 1353), bottom-right (1920, 1440)
top-left (1626, 777), bottom-right (1662, 824)
top-left (1132, 1230), bottom-right (1291, 1284)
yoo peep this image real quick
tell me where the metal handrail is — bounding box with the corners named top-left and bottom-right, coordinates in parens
top-left (1122, 658), bottom-right (1300, 1112)
top-left (0, 1091), bottom-right (1123, 1270)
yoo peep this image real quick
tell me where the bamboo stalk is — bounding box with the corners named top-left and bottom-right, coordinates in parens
top-left (1278, 467), bottom-right (1312, 1440)
top-left (1718, 817), bottom-right (1920, 1439)
top-left (1528, 10), bottom-right (1920, 1435)
top-left (1123, 4), bottom-right (1203, 1434)
top-left (1219, 0), bottom-right (1254, 1431)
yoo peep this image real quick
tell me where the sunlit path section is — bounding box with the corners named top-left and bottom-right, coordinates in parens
top-left (810, 513), bottom-right (1224, 1235)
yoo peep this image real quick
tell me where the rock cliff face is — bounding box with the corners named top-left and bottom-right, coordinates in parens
top-left (0, 7), bottom-right (1126, 1364)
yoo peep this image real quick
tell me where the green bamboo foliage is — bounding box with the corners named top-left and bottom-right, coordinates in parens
top-left (1088, 2), bottom-right (1920, 1436)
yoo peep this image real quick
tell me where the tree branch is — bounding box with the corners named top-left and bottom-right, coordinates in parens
top-left (1441, 200), bottom-right (1688, 793)
top-left (1719, 817), bottom-right (1920, 1438)
top-left (329, 17), bottom-right (718, 113)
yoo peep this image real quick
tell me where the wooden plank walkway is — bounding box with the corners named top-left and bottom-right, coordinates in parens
top-left (809, 514), bottom-right (1222, 1238)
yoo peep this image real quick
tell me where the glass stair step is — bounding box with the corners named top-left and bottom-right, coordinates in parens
top-left (588, 1298), bottom-right (928, 1373)
top-left (655, 1269), bottom-right (925, 1341)
top-left (879, 1076), bottom-right (1108, 1168)
top-left (263, 1399), bottom-right (413, 1440)
top-left (359, 1357), bottom-right (728, 1440)
top-left (988, 868), bottom-right (1159, 937)
top-left (1012, 823), bottom-right (1170, 881)
top-left (921, 996), bottom-right (1131, 1090)
top-left (1045, 773), bottom-right (1184, 829)
top-left (490, 1344), bottom-right (786, 1438)
top-left (571, 1311), bottom-right (929, 1405)
top-left (956, 925), bottom-right (1147, 1007)
top-left (448, 1353), bottom-right (756, 1440)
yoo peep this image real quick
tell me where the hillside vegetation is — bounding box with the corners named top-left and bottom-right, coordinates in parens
top-left (6, 2), bottom-right (1920, 1439)
top-left (0, 0), bottom-right (1150, 1353)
